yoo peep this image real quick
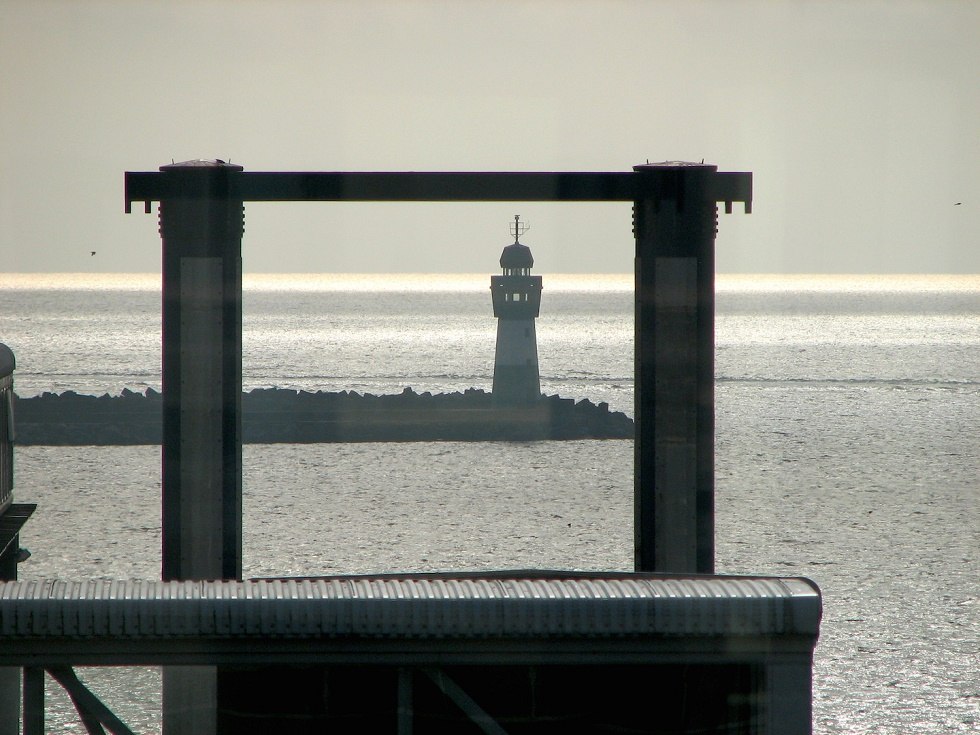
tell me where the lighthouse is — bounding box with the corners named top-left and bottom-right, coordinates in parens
top-left (491, 215), bottom-right (542, 404)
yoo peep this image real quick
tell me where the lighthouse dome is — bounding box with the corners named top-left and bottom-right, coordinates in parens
top-left (499, 243), bottom-right (534, 269)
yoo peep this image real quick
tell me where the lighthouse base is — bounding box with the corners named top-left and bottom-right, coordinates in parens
top-left (492, 320), bottom-right (540, 405)
top-left (492, 365), bottom-right (541, 405)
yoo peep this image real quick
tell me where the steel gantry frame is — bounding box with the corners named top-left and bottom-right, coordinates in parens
top-left (123, 162), bottom-right (752, 581)
top-left (3, 163), bottom-right (825, 735)
top-left (118, 161), bottom-right (752, 735)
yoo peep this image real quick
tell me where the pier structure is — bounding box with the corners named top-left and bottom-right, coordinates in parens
top-left (121, 162), bottom-right (752, 576)
top-left (490, 215), bottom-right (542, 405)
top-left (157, 160), bottom-right (244, 585)
top-left (156, 160), bottom-right (245, 734)
top-left (0, 344), bottom-right (35, 735)
top-left (0, 164), bottom-right (824, 735)
top-left (1, 575), bottom-right (821, 734)
top-left (633, 162), bottom-right (723, 574)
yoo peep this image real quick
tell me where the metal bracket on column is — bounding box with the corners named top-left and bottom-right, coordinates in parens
top-left (397, 667), bottom-right (413, 735)
top-left (23, 668), bottom-right (136, 735)
top-left (422, 668), bottom-right (510, 735)
top-left (632, 162), bottom-right (752, 574)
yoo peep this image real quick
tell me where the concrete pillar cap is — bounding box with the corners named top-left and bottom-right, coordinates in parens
top-left (160, 159), bottom-right (243, 171)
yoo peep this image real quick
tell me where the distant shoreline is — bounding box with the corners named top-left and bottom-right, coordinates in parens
top-left (14, 387), bottom-right (634, 445)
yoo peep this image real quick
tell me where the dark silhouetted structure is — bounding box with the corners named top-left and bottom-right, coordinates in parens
top-left (156, 160), bottom-right (245, 734)
top-left (490, 215), bottom-right (542, 404)
top-left (131, 163), bottom-right (760, 732)
top-left (633, 161), bottom-right (724, 575)
top-left (157, 160), bottom-right (244, 584)
top-left (0, 344), bottom-right (35, 735)
top-left (1, 574), bottom-right (820, 735)
top-left (125, 163), bottom-right (752, 580)
top-left (0, 344), bottom-right (15, 522)
top-left (0, 163), bottom-right (783, 735)
top-left (13, 387), bottom-right (634, 444)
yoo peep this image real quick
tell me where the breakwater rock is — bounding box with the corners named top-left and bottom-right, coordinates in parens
top-left (14, 387), bottom-right (634, 445)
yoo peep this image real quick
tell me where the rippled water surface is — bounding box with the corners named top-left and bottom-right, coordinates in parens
top-left (3, 273), bottom-right (978, 733)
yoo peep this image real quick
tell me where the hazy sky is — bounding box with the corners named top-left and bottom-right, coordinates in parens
top-left (1, 0), bottom-right (977, 274)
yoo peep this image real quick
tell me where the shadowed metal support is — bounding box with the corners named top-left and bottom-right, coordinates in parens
top-left (632, 162), bottom-right (740, 574)
top-left (397, 667), bottom-right (413, 735)
top-left (2, 575), bottom-right (818, 734)
top-left (22, 668), bottom-right (43, 735)
top-left (159, 160), bottom-right (244, 582)
top-left (124, 162), bottom-right (752, 733)
top-left (423, 668), bottom-right (509, 735)
top-left (126, 164), bottom-right (751, 575)
top-left (1, 344), bottom-right (35, 735)
top-left (126, 170), bottom-right (751, 208)
top-left (47, 668), bottom-right (136, 735)
top-left (18, 667), bottom-right (136, 735)
top-left (157, 160), bottom-right (244, 735)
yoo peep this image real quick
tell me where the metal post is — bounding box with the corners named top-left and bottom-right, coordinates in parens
top-left (0, 667), bottom-right (17, 735)
top-left (765, 661), bottom-right (814, 735)
top-left (158, 160), bottom-right (244, 735)
top-left (0, 536), bottom-right (19, 735)
top-left (22, 668), bottom-right (43, 735)
top-left (159, 159), bottom-right (243, 582)
top-left (633, 162), bottom-right (718, 574)
top-left (2, 514), bottom-right (36, 734)
top-left (397, 668), bottom-right (413, 735)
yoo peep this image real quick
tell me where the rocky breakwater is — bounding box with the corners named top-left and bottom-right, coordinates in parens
top-left (14, 387), bottom-right (634, 445)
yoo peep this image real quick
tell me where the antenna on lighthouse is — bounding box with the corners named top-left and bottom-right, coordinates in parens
top-left (510, 214), bottom-right (530, 244)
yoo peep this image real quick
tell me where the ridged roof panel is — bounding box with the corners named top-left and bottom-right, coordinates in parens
top-left (0, 574), bottom-right (820, 640)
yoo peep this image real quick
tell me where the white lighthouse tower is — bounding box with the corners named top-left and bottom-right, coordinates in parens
top-left (490, 215), bottom-right (542, 404)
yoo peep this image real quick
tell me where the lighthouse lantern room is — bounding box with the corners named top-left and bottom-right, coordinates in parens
top-left (491, 215), bottom-right (543, 404)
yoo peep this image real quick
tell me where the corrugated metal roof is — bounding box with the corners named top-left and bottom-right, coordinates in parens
top-left (0, 574), bottom-right (820, 641)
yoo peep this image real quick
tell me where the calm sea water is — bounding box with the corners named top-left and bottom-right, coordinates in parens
top-left (1, 273), bottom-right (978, 734)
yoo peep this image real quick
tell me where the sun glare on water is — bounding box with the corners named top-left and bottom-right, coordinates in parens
top-left (0, 273), bottom-right (975, 294)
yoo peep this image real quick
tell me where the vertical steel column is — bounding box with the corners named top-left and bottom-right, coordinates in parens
top-left (159, 160), bottom-right (244, 582)
top-left (398, 668), bottom-right (414, 735)
top-left (22, 668), bottom-right (43, 735)
top-left (158, 160), bottom-right (243, 735)
top-left (0, 537), bottom-right (19, 735)
top-left (633, 162), bottom-right (718, 574)
top-left (765, 661), bottom-right (814, 735)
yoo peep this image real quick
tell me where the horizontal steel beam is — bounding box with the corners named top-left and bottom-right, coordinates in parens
top-left (0, 636), bottom-right (817, 669)
top-left (125, 171), bottom-right (751, 211)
